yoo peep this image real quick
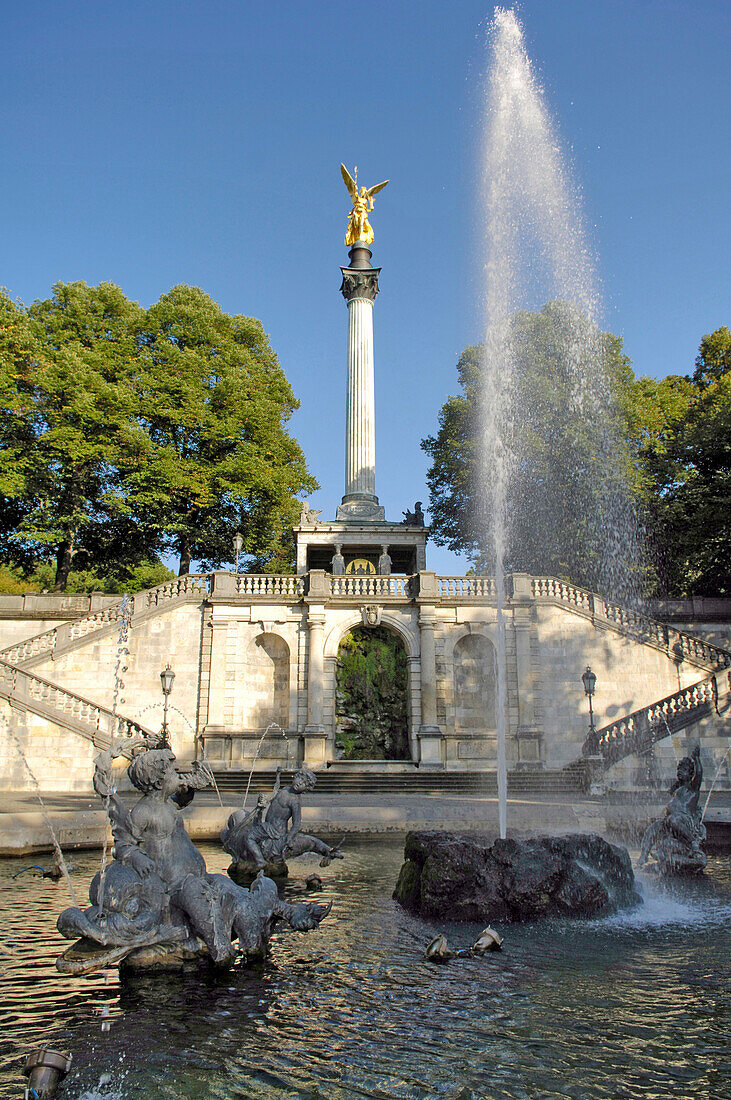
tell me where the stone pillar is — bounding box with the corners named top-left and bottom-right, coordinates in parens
top-left (304, 584), bottom-right (328, 765)
top-left (512, 573), bottom-right (542, 767)
top-left (417, 586), bottom-right (443, 766)
top-left (337, 244), bottom-right (385, 521)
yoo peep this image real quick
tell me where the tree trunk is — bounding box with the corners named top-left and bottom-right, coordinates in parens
top-left (54, 533), bottom-right (76, 591)
top-left (178, 538), bottom-right (191, 576)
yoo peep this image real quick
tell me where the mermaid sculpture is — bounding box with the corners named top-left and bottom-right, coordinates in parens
top-left (639, 743), bottom-right (706, 875)
top-left (57, 746), bottom-right (330, 974)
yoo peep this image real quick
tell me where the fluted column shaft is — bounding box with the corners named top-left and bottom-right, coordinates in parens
top-left (345, 296), bottom-right (376, 500)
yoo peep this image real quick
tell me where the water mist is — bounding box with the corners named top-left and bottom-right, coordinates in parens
top-left (479, 9), bottom-right (645, 837)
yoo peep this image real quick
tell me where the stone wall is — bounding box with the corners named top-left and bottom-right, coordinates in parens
top-left (1, 578), bottom-right (728, 793)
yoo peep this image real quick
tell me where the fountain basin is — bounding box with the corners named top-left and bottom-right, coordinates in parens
top-left (394, 831), bottom-right (641, 921)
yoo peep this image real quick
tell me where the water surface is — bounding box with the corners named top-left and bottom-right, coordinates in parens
top-left (1, 841), bottom-right (729, 1100)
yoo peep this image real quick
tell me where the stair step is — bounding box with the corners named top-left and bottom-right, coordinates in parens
top-left (210, 768), bottom-right (586, 796)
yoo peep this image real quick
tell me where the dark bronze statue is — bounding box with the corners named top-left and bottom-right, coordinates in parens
top-left (222, 767), bottom-right (344, 881)
top-left (56, 747), bottom-right (330, 974)
top-left (639, 744), bottom-right (707, 875)
top-left (402, 501), bottom-right (425, 526)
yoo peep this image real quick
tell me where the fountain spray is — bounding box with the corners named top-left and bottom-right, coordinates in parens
top-left (479, 9), bottom-right (645, 836)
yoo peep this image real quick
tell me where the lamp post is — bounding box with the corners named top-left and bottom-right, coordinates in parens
top-left (233, 531), bottom-right (244, 574)
top-left (160, 664), bottom-right (175, 747)
top-left (581, 665), bottom-right (597, 736)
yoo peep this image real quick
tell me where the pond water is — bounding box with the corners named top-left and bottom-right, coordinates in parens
top-left (1, 840), bottom-right (729, 1100)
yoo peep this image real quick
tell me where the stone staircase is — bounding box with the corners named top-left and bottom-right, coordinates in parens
top-left (210, 763), bottom-right (590, 796)
top-left (0, 573), bottom-right (212, 669)
top-left (1, 571), bottom-right (729, 780)
top-left (582, 670), bottom-right (730, 770)
top-left (0, 657), bottom-right (158, 754)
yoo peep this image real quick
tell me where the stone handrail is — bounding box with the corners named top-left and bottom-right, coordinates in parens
top-left (0, 658), bottom-right (159, 750)
top-left (438, 576), bottom-right (496, 599)
top-left (0, 573), bottom-right (212, 667)
top-left (583, 673), bottom-right (722, 767)
top-left (235, 574), bottom-right (306, 598)
top-left (531, 576), bottom-right (731, 672)
top-left (330, 575), bottom-right (411, 599)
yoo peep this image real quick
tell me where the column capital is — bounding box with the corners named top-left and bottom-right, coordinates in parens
top-left (340, 268), bottom-right (380, 302)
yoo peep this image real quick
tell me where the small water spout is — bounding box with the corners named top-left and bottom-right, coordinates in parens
top-left (1, 715), bottom-right (78, 906)
top-left (242, 723), bottom-right (288, 811)
top-left (701, 742), bottom-right (731, 821)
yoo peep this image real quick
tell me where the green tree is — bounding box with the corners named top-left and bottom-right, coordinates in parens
top-left (422, 301), bottom-right (642, 593)
top-left (0, 282), bottom-right (154, 589)
top-left (335, 626), bottom-right (409, 760)
top-left (639, 328), bottom-right (731, 596)
top-left (131, 285), bottom-right (317, 574)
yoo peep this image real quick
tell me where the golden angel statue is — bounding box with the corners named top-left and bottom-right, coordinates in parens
top-left (341, 164), bottom-right (389, 247)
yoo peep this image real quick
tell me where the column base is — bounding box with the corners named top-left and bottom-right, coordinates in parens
top-left (336, 498), bottom-right (386, 521)
top-left (417, 726), bottom-right (444, 768)
top-left (303, 725), bottom-right (328, 768)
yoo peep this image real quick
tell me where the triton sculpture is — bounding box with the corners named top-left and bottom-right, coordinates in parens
top-left (341, 163), bottom-right (389, 246)
top-left (222, 766), bottom-right (344, 883)
top-left (639, 743), bottom-right (707, 875)
top-left (56, 747), bottom-right (330, 974)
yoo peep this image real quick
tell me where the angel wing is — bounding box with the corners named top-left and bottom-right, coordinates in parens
top-left (340, 163), bottom-right (357, 201)
top-left (365, 179), bottom-right (389, 200)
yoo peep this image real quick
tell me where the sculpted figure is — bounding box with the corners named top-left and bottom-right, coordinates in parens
top-left (57, 747), bottom-right (330, 974)
top-left (639, 744), bottom-right (707, 875)
top-left (401, 501), bottom-right (425, 527)
top-left (222, 767), bottom-right (344, 877)
top-left (299, 501), bottom-right (322, 526)
top-left (341, 163), bottom-right (389, 247)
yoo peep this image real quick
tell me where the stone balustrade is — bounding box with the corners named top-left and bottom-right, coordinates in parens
top-left (531, 576), bottom-right (730, 672)
top-left (0, 658), bottom-right (157, 750)
top-left (437, 576), bottom-right (496, 599)
top-left (330, 575), bottom-right (410, 598)
top-left (235, 574), bottom-right (306, 598)
top-left (584, 673), bottom-right (723, 767)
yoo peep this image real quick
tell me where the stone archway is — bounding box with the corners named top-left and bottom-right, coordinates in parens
top-left (335, 624), bottom-right (410, 759)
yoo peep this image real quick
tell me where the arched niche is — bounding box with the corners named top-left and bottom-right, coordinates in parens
top-left (241, 632), bottom-right (290, 729)
top-left (453, 633), bottom-right (496, 731)
top-left (335, 624), bottom-right (410, 760)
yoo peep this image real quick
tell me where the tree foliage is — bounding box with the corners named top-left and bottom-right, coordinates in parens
top-left (0, 281), bottom-right (317, 588)
top-left (422, 301), bottom-right (642, 594)
top-left (423, 308), bottom-right (730, 597)
top-left (335, 626), bottom-right (409, 760)
top-left (639, 328), bottom-right (731, 596)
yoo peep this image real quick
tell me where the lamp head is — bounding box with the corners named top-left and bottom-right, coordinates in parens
top-left (160, 664), bottom-right (175, 696)
top-left (581, 666), bottom-right (596, 696)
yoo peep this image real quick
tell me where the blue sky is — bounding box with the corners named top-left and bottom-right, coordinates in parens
top-left (2, 1), bottom-right (729, 574)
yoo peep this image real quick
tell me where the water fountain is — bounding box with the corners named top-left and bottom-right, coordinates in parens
top-left (55, 745), bottom-right (331, 975)
top-left (1, 10), bottom-right (729, 1099)
top-left (478, 8), bottom-right (646, 838)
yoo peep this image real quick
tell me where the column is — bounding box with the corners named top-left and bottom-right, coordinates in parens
top-left (304, 604), bottom-right (328, 766)
top-left (418, 605), bottom-right (443, 766)
top-left (345, 295), bottom-right (376, 499)
top-left (337, 244), bottom-right (385, 521)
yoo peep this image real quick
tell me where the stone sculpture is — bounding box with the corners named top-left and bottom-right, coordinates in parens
top-left (222, 767), bottom-right (344, 883)
top-left (639, 743), bottom-right (707, 875)
top-left (56, 747), bottom-right (330, 974)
